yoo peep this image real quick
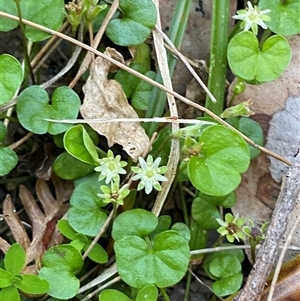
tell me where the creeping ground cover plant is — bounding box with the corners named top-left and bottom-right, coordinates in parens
top-left (0, 0), bottom-right (299, 300)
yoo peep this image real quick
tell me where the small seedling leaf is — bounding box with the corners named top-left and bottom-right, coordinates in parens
top-left (0, 147), bottom-right (18, 177)
top-left (68, 181), bottom-right (107, 236)
top-left (171, 222), bottom-right (191, 242)
top-left (99, 289), bottom-right (131, 301)
top-left (192, 197), bottom-right (221, 229)
top-left (83, 242), bottom-right (108, 264)
top-left (112, 209), bottom-right (158, 241)
top-left (64, 125), bottom-right (99, 165)
top-left (115, 231), bottom-right (190, 288)
top-left (136, 285), bottom-right (158, 301)
top-left (4, 243), bottom-right (26, 275)
top-left (106, 0), bottom-right (157, 46)
top-left (0, 268), bottom-right (12, 288)
top-left (13, 274), bottom-right (49, 294)
top-left (0, 285), bottom-right (20, 301)
top-left (149, 215), bottom-right (172, 240)
top-left (0, 54), bottom-right (23, 105)
top-left (228, 32), bottom-right (292, 83)
top-left (188, 125), bottom-right (250, 196)
top-left (17, 86), bottom-right (80, 135)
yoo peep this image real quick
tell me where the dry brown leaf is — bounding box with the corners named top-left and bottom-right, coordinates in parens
top-left (1, 173), bottom-right (73, 273)
top-left (80, 47), bottom-right (149, 161)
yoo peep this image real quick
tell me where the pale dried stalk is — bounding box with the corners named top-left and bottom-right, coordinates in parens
top-left (150, 0), bottom-right (180, 217)
top-left (0, 10), bottom-right (292, 166)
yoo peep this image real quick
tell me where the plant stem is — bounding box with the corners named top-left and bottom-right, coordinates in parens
top-left (183, 264), bottom-right (192, 301)
top-left (14, 0), bottom-right (35, 84)
top-left (145, 0), bottom-right (193, 136)
top-left (205, 0), bottom-right (229, 115)
top-left (160, 288), bottom-right (171, 301)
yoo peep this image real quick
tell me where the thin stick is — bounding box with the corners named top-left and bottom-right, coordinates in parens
top-left (0, 11), bottom-right (291, 166)
top-left (151, 0), bottom-right (180, 217)
top-left (266, 211), bottom-right (300, 301)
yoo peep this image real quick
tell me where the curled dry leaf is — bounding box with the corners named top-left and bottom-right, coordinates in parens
top-left (80, 47), bottom-right (149, 161)
top-left (1, 173), bottom-right (73, 273)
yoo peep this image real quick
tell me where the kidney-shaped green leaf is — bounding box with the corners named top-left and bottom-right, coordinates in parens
top-left (259, 0), bottom-right (300, 36)
top-left (0, 54), bottom-right (23, 105)
top-left (227, 31), bottom-right (291, 83)
top-left (17, 86), bottom-right (80, 135)
top-left (114, 231), bottom-right (190, 288)
top-left (112, 209), bottom-right (158, 241)
top-left (0, 0), bottom-right (64, 41)
top-left (136, 285), bottom-right (158, 301)
top-left (106, 0), bottom-right (157, 46)
top-left (188, 125), bottom-right (250, 196)
top-left (68, 181), bottom-right (107, 236)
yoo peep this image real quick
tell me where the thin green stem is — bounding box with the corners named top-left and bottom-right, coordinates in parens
top-left (205, 0), bottom-right (230, 115)
top-left (179, 182), bottom-right (189, 226)
top-left (160, 287), bottom-right (171, 301)
top-left (14, 0), bottom-right (35, 84)
top-left (183, 264), bottom-right (192, 301)
top-left (145, 0), bottom-right (193, 136)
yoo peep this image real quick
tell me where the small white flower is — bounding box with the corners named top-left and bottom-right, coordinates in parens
top-left (94, 150), bottom-right (127, 184)
top-left (232, 1), bottom-right (271, 35)
top-left (131, 155), bottom-right (168, 194)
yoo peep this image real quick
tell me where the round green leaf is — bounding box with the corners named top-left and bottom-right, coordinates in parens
top-left (114, 231), bottom-right (190, 288)
top-left (209, 254), bottom-right (241, 278)
top-left (228, 32), bottom-right (292, 83)
top-left (188, 125), bottom-right (250, 196)
top-left (226, 117), bottom-right (264, 159)
top-left (64, 125), bottom-right (99, 165)
top-left (39, 268), bottom-right (79, 299)
top-left (212, 273), bottom-right (243, 297)
top-left (0, 54), bottom-right (23, 105)
top-left (192, 198), bottom-right (221, 229)
top-left (106, 0), bottom-right (157, 46)
top-left (53, 151), bottom-right (94, 180)
top-left (68, 181), bottom-right (107, 236)
top-left (0, 285), bottom-right (20, 301)
top-left (41, 245), bottom-right (83, 272)
top-left (0, 147), bottom-right (18, 177)
top-left (149, 215), bottom-right (172, 240)
top-left (17, 86), bottom-right (81, 135)
top-left (13, 274), bottom-right (49, 294)
top-left (259, 0), bottom-right (300, 36)
top-left (112, 209), bottom-right (158, 241)
top-left (57, 220), bottom-right (77, 240)
top-left (0, 268), bottom-right (12, 288)
top-left (99, 289), bottom-right (131, 301)
top-left (4, 243), bottom-right (25, 275)
top-left (136, 285), bottom-right (158, 301)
